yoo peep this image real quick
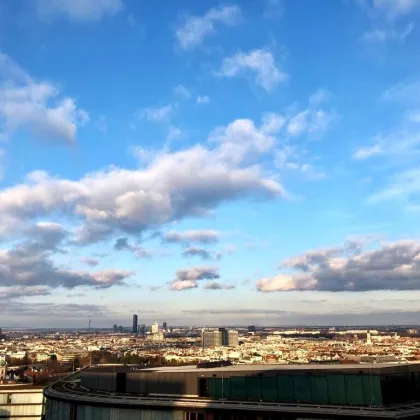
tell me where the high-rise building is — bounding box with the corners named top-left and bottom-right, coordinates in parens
top-left (112, 324), bottom-right (118, 333)
top-left (228, 330), bottom-right (239, 347)
top-left (248, 325), bottom-right (256, 333)
top-left (139, 324), bottom-right (146, 336)
top-left (162, 322), bottom-right (167, 331)
top-left (118, 326), bottom-right (124, 333)
top-left (201, 328), bottom-right (239, 348)
top-left (151, 322), bottom-right (159, 334)
top-left (201, 329), bottom-right (222, 348)
top-left (132, 314), bottom-right (138, 334)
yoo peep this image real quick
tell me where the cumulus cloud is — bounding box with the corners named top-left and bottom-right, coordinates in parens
top-left (37, 0), bottom-right (123, 22)
top-left (182, 247), bottom-right (212, 260)
top-left (170, 279), bottom-right (198, 291)
top-left (0, 141), bottom-right (283, 241)
top-left (176, 5), bottom-right (241, 50)
top-left (256, 238), bottom-right (420, 292)
top-left (204, 281), bottom-right (235, 290)
top-left (217, 48), bottom-right (288, 92)
top-left (175, 266), bottom-right (219, 281)
top-left (210, 117), bottom-right (279, 164)
top-left (0, 53), bottom-right (88, 144)
top-left (24, 222), bottom-right (68, 252)
top-left (0, 239), bottom-right (133, 290)
top-left (114, 237), bottom-right (151, 258)
top-left (170, 266), bottom-right (219, 291)
top-left (163, 230), bottom-right (220, 245)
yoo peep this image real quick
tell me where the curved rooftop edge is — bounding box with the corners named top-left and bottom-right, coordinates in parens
top-left (42, 363), bottom-right (420, 419)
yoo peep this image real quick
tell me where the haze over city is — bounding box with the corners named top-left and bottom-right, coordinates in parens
top-left (1, 0), bottom-right (420, 328)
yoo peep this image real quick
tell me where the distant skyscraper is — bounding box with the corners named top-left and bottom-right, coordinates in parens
top-left (201, 329), bottom-right (222, 348)
top-left (162, 322), bottom-right (167, 331)
top-left (151, 322), bottom-right (159, 334)
top-left (118, 325), bottom-right (124, 333)
top-left (113, 324), bottom-right (118, 333)
top-left (132, 314), bottom-right (138, 334)
top-left (139, 324), bottom-right (146, 336)
top-left (201, 328), bottom-right (239, 348)
top-left (228, 330), bottom-right (239, 347)
top-left (248, 325), bottom-right (256, 333)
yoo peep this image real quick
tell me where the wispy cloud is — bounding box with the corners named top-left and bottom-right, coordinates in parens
top-left (217, 48), bottom-right (288, 92)
top-left (197, 95), bottom-right (210, 104)
top-left (37, 0), bottom-right (124, 22)
top-left (361, 22), bottom-right (414, 42)
top-left (176, 5), bottom-right (242, 50)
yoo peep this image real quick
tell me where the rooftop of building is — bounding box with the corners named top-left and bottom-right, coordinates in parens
top-left (84, 361), bottom-right (420, 375)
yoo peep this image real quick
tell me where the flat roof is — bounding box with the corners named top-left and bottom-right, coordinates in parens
top-left (85, 362), bottom-right (420, 375)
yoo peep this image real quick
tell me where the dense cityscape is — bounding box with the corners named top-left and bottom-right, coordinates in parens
top-left (2, 0), bottom-right (420, 418)
top-left (2, 319), bottom-right (420, 376)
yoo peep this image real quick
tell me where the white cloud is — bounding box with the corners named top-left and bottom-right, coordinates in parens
top-left (373, 0), bottom-right (420, 18)
top-left (167, 126), bottom-right (182, 141)
top-left (362, 22), bottom-right (414, 42)
top-left (176, 5), bottom-right (241, 50)
top-left (173, 85), bottom-right (191, 100)
top-left (0, 53), bottom-right (88, 145)
top-left (170, 279), bottom-right (198, 291)
top-left (381, 78), bottom-right (420, 103)
top-left (407, 109), bottom-right (420, 123)
top-left (141, 104), bottom-right (173, 122)
top-left (261, 112), bottom-right (286, 134)
top-left (37, 0), bottom-right (123, 22)
top-left (368, 168), bottom-right (420, 205)
top-left (257, 238), bottom-right (420, 292)
top-left (94, 116), bottom-right (107, 133)
top-left (217, 48), bottom-right (288, 92)
top-left (353, 143), bottom-right (382, 160)
top-left (0, 136), bottom-right (283, 241)
top-left (287, 111), bottom-right (308, 136)
top-left (196, 96), bottom-right (210, 104)
top-left (287, 108), bottom-right (334, 137)
top-left (309, 88), bottom-right (330, 105)
top-left (264, 0), bottom-right (282, 19)
top-left (210, 117), bottom-right (277, 164)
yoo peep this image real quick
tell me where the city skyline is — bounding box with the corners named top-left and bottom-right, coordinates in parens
top-left (1, 0), bottom-right (420, 327)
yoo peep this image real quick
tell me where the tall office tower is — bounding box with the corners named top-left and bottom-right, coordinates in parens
top-left (219, 328), bottom-right (228, 345)
top-left (228, 330), bottom-right (239, 347)
top-left (132, 314), bottom-right (138, 334)
top-left (112, 324), bottom-right (118, 333)
top-left (151, 322), bottom-right (159, 334)
top-left (118, 326), bottom-right (124, 333)
top-left (201, 329), bottom-right (222, 348)
top-left (201, 328), bottom-right (239, 348)
top-left (248, 325), bottom-right (256, 333)
top-left (162, 322), bottom-right (167, 331)
top-left (139, 324), bottom-right (146, 336)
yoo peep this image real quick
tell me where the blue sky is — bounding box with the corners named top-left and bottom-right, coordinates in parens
top-left (1, 0), bottom-right (420, 328)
